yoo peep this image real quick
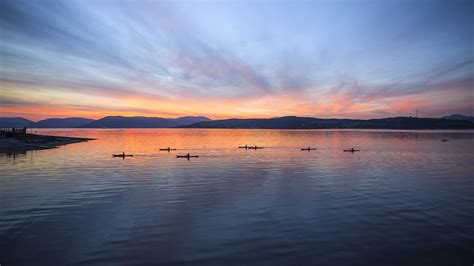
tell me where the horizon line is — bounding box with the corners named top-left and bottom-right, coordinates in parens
top-left (1, 113), bottom-right (472, 123)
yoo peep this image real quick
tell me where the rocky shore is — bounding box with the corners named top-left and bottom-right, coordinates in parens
top-left (0, 134), bottom-right (94, 152)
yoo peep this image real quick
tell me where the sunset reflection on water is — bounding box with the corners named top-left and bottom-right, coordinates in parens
top-left (1, 129), bottom-right (473, 265)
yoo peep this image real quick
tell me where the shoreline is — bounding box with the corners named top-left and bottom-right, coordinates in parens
top-left (0, 134), bottom-right (94, 153)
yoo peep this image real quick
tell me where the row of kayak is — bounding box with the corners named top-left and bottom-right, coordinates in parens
top-left (112, 153), bottom-right (198, 158)
top-left (113, 146), bottom-right (361, 158)
top-left (113, 137), bottom-right (452, 158)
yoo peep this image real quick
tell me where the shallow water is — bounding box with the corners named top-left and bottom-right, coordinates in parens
top-left (1, 129), bottom-right (473, 265)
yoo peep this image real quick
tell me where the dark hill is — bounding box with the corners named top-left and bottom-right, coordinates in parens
top-left (180, 116), bottom-right (474, 129)
top-left (81, 116), bottom-right (211, 128)
top-left (82, 116), bottom-right (176, 128)
top-left (172, 116), bottom-right (211, 126)
top-left (442, 114), bottom-right (474, 123)
top-left (35, 117), bottom-right (95, 128)
top-left (0, 117), bottom-right (33, 128)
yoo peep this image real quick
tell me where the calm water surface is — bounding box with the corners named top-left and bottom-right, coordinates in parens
top-left (1, 129), bottom-right (473, 265)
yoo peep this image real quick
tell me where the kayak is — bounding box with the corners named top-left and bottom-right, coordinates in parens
top-left (343, 149), bottom-right (360, 152)
top-left (160, 148), bottom-right (177, 151)
top-left (176, 155), bottom-right (199, 158)
top-left (113, 154), bottom-right (133, 157)
top-left (301, 148), bottom-right (317, 151)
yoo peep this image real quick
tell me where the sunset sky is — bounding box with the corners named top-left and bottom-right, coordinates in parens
top-left (1, 0), bottom-right (473, 121)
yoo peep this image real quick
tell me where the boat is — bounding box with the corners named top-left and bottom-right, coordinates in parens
top-left (176, 153), bottom-right (199, 158)
top-left (343, 149), bottom-right (360, 152)
top-left (113, 153), bottom-right (133, 157)
top-left (238, 145), bottom-right (248, 149)
top-left (160, 147), bottom-right (177, 151)
top-left (301, 147), bottom-right (317, 151)
top-left (248, 146), bottom-right (264, 149)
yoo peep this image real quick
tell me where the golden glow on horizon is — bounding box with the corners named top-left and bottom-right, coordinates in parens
top-left (1, 81), bottom-right (472, 121)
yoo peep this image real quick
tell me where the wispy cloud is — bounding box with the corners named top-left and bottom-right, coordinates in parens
top-left (1, 0), bottom-right (472, 119)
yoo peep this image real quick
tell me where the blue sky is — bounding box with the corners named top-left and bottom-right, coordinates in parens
top-left (1, 0), bottom-right (472, 120)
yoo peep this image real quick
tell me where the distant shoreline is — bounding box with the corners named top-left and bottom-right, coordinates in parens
top-left (31, 128), bottom-right (474, 131)
top-left (1, 115), bottom-right (473, 129)
top-left (0, 134), bottom-right (94, 153)
top-left (178, 116), bottom-right (474, 130)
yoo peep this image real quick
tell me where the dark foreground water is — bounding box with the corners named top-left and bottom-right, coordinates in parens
top-left (1, 129), bottom-right (473, 265)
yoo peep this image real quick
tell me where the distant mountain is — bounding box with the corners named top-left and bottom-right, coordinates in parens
top-left (0, 117), bottom-right (33, 128)
top-left (442, 114), bottom-right (474, 123)
top-left (82, 116), bottom-right (175, 128)
top-left (180, 116), bottom-right (474, 129)
top-left (35, 117), bottom-right (95, 128)
top-left (172, 116), bottom-right (211, 126)
top-left (81, 116), bottom-right (211, 128)
top-left (2, 115), bottom-right (472, 129)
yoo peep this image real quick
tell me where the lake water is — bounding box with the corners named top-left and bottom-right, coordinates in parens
top-left (1, 129), bottom-right (473, 265)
